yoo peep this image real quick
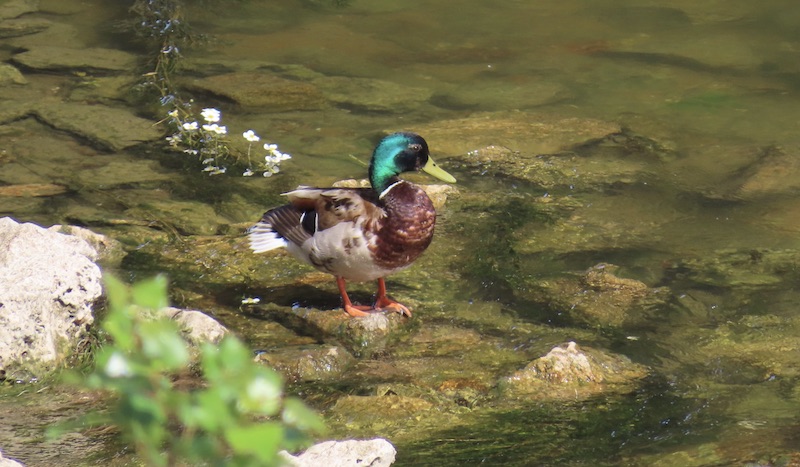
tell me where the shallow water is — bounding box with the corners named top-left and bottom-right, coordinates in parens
top-left (3, 0), bottom-right (800, 465)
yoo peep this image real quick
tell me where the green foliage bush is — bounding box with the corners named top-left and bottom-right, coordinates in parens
top-left (54, 275), bottom-right (324, 466)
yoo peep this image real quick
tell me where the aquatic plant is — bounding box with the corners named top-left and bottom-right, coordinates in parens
top-left (129, 0), bottom-right (291, 177)
top-left (51, 275), bottom-right (324, 466)
top-left (165, 107), bottom-right (291, 176)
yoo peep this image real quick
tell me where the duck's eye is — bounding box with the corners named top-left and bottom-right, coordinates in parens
top-left (408, 143), bottom-right (423, 152)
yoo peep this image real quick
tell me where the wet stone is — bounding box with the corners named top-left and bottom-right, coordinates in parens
top-left (255, 344), bottom-right (355, 382)
top-left (124, 199), bottom-right (229, 236)
top-left (32, 102), bottom-right (163, 151)
top-left (74, 159), bottom-right (171, 188)
top-left (437, 79), bottom-right (570, 111)
top-left (732, 145), bottom-right (800, 199)
top-left (0, 0), bottom-right (39, 20)
top-left (0, 63), bottom-right (26, 85)
top-left (256, 303), bottom-right (409, 358)
top-left (0, 17), bottom-right (51, 39)
top-left (531, 263), bottom-right (671, 327)
top-left (500, 341), bottom-right (648, 400)
top-left (665, 248), bottom-right (800, 288)
top-left (7, 20), bottom-right (81, 49)
top-left (417, 111), bottom-right (621, 156)
top-left (313, 76), bottom-right (433, 113)
top-left (12, 46), bottom-right (138, 73)
top-left (186, 72), bottom-right (326, 110)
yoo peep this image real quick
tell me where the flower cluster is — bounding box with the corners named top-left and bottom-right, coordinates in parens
top-left (165, 107), bottom-right (291, 177)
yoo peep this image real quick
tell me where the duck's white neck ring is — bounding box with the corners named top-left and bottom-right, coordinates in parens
top-left (379, 180), bottom-right (403, 200)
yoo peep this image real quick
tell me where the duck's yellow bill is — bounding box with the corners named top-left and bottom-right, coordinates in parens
top-left (422, 157), bottom-right (456, 183)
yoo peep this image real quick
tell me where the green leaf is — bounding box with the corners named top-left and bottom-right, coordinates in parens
top-left (282, 397), bottom-right (326, 434)
top-left (224, 422), bottom-right (283, 462)
top-left (131, 274), bottom-right (169, 310)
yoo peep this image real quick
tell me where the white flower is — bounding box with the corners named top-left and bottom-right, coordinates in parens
top-left (242, 130), bottom-right (260, 142)
top-left (202, 123), bottom-right (218, 132)
top-left (183, 149), bottom-right (199, 155)
top-left (182, 121), bottom-right (199, 131)
top-left (243, 168), bottom-right (255, 177)
top-left (167, 109), bottom-right (179, 118)
top-left (263, 143), bottom-right (278, 152)
top-left (201, 108), bottom-right (221, 123)
top-left (166, 135), bottom-right (181, 146)
top-left (263, 171), bottom-right (273, 177)
top-left (214, 125), bottom-right (228, 135)
top-left (241, 297), bottom-right (261, 304)
top-left (202, 158), bottom-right (215, 164)
top-left (104, 351), bottom-right (131, 378)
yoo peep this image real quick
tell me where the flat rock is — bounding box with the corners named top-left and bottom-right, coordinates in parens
top-left (0, 183), bottom-right (66, 197)
top-left (279, 438), bottom-right (396, 467)
top-left (186, 72), bottom-right (325, 110)
top-left (313, 76), bottom-right (433, 113)
top-left (0, 17), bottom-right (50, 39)
top-left (32, 102), bottom-right (163, 151)
top-left (437, 79), bottom-right (569, 110)
top-left (417, 111), bottom-right (621, 156)
top-left (0, 0), bottom-right (39, 20)
top-left (12, 45), bottom-right (137, 73)
top-left (0, 63), bottom-right (26, 85)
top-left (73, 159), bottom-right (171, 187)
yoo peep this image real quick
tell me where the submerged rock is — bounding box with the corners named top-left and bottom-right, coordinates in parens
top-left (31, 102), bottom-right (163, 151)
top-left (255, 344), bottom-right (355, 382)
top-left (534, 263), bottom-right (671, 327)
top-left (501, 341), bottom-right (648, 400)
top-left (0, 17), bottom-right (51, 39)
top-left (665, 248), bottom-right (800, 288)
top-left (186, 72), bottom-right (325, 110)
top-left (279, 438), bottom-right (396, 467)
top-left (0, 0), bottom-right (39, 20)
top-left (0, 218), bottom-right (101, 380)
top-left (12, 46), bottom-right (138, 73)
top-left (416, 111), bottom-right (621, 156)
top-left (0, 63), bottom-right (26, 85)
top-left (730, 145), bottom-right (800, 200)
top-left (313, 76), bottom-right (433, 113)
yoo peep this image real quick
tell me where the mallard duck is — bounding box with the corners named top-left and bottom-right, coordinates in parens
top-left (249, 132), bottom-right (456, 317)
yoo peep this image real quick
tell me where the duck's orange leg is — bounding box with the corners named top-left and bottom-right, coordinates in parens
top-left (336, 277), bottom-right (412, 317)
top-left (336, 276), bottom-right (372, 317)
top-left (373, 277), bottom-right (412, 317)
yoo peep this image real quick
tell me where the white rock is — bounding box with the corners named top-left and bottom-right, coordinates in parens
top-left (0, 448), bottom-right (24, 467)
top-left (161, 307), bottom-right (229, 345)
top-left (0, 217), bottom-right (101, 379)
top-left (279, 438), bottom-right (396, 467)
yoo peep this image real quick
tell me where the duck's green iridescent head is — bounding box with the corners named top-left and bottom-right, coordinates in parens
top-left (368, 132), bottom-right (456, 193)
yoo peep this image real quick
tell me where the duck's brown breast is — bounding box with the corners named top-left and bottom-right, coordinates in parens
top-left (370, 182), bottom-right (437, 270)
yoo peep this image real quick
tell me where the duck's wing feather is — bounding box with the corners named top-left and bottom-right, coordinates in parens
top-left (249, 186), bottom-right (384, 253)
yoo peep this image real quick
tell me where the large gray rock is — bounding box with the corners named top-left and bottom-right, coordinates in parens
top-left (0, 217), bottom-right (102, 380)
top-left (279, 438), bottom-right (396, 467)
